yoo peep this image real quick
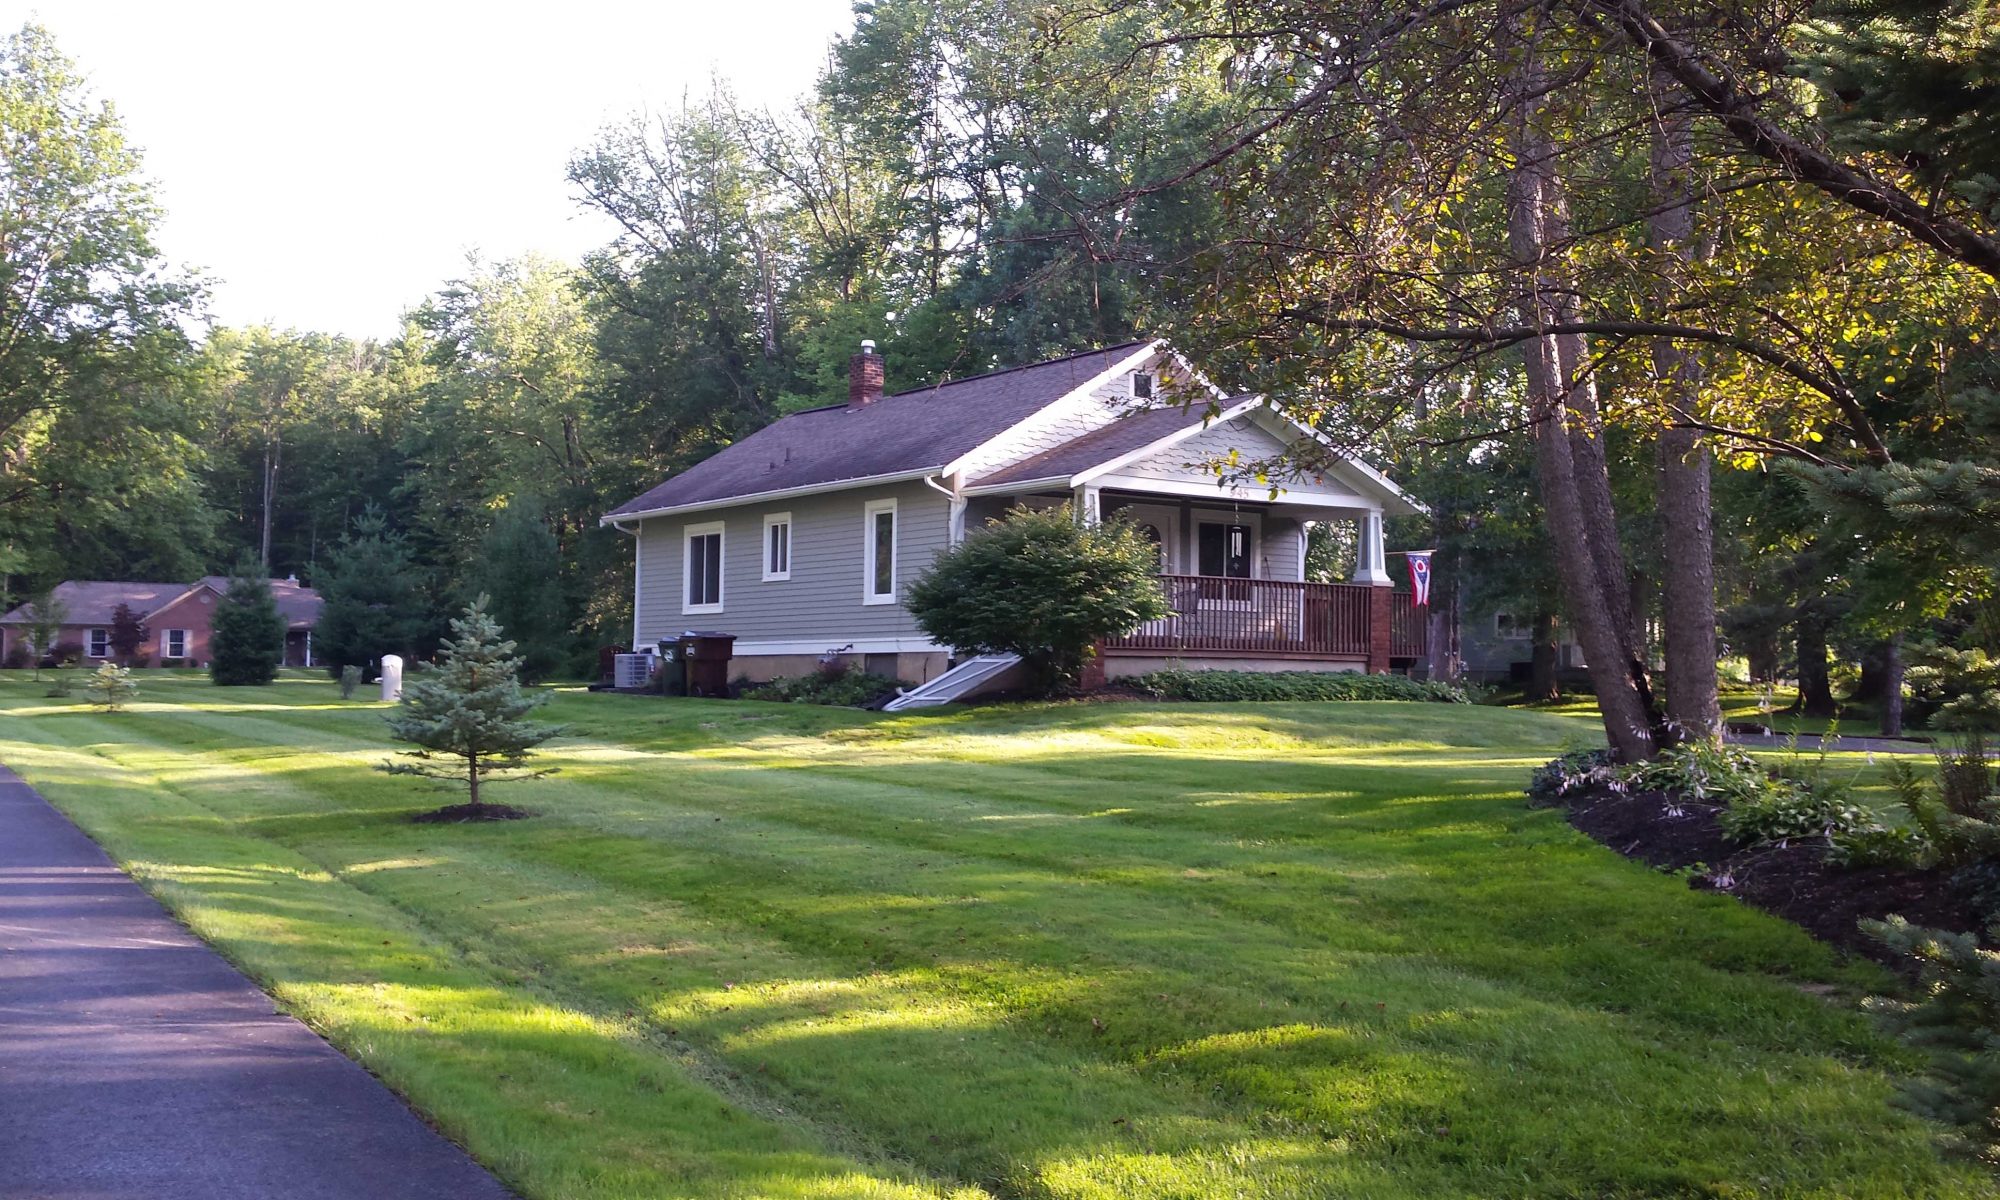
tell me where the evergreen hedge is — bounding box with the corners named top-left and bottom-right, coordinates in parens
top-left (1132, 669), bottom-right (1467, 703)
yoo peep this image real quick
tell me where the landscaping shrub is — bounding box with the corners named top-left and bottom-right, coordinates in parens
top-left (1828, 824), bottom-right (1933, 870)
top-left (44, 641), bottom-right (82, 668)
top-left (43, 667), bottom-right (75, 698)
top-left (84, 662), bottom-right (136, 712)
top-left (210, 561), bottom-right (287, 686)
top-left (905, 504), bottom-right (1168, 694)
top-left (2, 643), bottom-right (27, 670)
top-left (1719, 786), bottom-right (1882, 846)
top-left (1132, 669), bottom-right (1467, 704)
top-left (1526, 748), bottom-right (1618, 805)
top-left (340, 664), bottom-right (363, 699)
top-left (744, 665), bottom-right (904, 707)
top-left (1618, 741), bottom-right (1771, 806)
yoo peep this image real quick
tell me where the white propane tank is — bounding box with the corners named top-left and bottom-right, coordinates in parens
top-left (379, 654), bottom-right (404, 702)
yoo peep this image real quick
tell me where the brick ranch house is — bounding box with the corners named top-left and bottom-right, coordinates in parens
top-left (603, 339), bottom-right (1428, 703)
top-left (0, 577), bottom-right (323, 669)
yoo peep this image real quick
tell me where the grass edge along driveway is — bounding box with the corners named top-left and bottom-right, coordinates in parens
top-left (0, 674), bottom-right (1983, 1200)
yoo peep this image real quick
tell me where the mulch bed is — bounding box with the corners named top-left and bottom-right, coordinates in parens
top-left (410, 802), bottom-right (533, 824)
top-left (1554, 785), bottom-right (1983, 969)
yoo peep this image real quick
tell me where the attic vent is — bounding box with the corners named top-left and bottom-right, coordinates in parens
top-left (1131, 371), bottom-right (1155, 400)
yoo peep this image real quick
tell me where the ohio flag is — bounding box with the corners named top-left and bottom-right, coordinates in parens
top-left (1406, 551), bottom-right (1434, 606)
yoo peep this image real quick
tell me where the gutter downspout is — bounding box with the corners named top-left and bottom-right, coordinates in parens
top-left (606, 518), bottom-right (643, 650)
top-left (925, 474), bottom-right (967, 546)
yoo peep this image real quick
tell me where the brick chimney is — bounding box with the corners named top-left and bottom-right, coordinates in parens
top-left (848, 339), bottom-right (884, 409)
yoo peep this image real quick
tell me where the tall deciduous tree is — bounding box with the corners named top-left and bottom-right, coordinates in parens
top-left (0, 24), bottom-right (208, 584)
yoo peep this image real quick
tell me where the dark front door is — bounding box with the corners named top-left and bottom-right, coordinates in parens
top-left (1197, 522), bottom-right (1251, 578)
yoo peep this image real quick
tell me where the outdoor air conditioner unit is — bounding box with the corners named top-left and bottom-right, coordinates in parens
top-left (612, 653), bottom-right (653, 690)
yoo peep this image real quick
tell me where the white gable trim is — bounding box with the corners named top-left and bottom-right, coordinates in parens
top-left (938, 342), bottom-right (1162, 482)
top-left (1068, 396), bottom-right (1264, 488)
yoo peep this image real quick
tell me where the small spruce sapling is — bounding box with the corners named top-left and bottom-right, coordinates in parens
top-left (379, 597), bottom-right (564, 819)
top-left (84, 662), bottom-right (135, 711)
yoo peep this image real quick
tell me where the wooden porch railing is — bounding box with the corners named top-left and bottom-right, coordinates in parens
top-left (1103, 575), bottom-right (1432, 663)
top-left (1104, 575), bottom-right (1369, 656)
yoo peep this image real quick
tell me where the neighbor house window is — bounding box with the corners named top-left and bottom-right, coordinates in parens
top-left (762, 512), bottom-right (792, 581)
top-left (863, 498), bottom-right (897, 604)
top-left (1495, 613), bottom-right (1529, 640)
top-left (165, 629), bottom-right (189, 658)
top-left (1131, 371), bottom-right (1155, 400)
top-left (683, 521), bottom-right (724, 614)
top-left (87, 629), bottom-right (109, 658)
top-left (1197, 523), bottom-right (1252, 579)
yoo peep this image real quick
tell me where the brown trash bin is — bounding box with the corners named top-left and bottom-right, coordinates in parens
top-left (682, 631), bottom-right (736, 697)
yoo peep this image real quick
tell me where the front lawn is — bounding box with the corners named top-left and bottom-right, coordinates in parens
top-left (0, 674), bottom-right (1982, 1198)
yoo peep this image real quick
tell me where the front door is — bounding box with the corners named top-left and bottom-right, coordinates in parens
top-left (1117, 504), bottom-right (1181, 573)
top-left (1197, 522), bottom-right (1252, 578)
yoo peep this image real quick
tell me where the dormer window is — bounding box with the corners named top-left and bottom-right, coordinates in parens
top-left (1131, 371), bottom-right (1155, 400)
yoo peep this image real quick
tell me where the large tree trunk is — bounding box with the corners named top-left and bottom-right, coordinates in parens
top-left (1850, 643), bottom-right (1890, 705)
top-left (1647, 65), bottom-right (1723, 744)
top-left (1793, 612), bottom-right (1837, 718)
top-left (1528, 609), bottom-right (1562, 702)
top-left (1426, 543), bottom-right (1463, 685)
top-left (1881, 632), bottom-right (1905, 737)
top-left (1503, 4), bottom-right (1661, 762)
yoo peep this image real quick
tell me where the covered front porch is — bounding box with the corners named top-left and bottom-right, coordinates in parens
top-left (963, 484), bottom-right (1428, 675)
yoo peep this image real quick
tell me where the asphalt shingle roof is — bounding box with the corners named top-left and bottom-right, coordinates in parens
top-left (967, 402), bottom-right (1235, 488)
top-left (606, 343), bottom-right (1148, 517)
top-left (0, 581), bottom-right (188, 627)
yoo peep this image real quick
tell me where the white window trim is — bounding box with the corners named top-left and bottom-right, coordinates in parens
top-left (1130, 370), bottom-right (1155, 400)
top-left (762, 511), bottom-right (792, 581)
top-left (862, 498), bottom-right (898, 605)
top-left (87, 628), bottom-right (109, 658)
top-left (165, 629), bottom-right (190, 658)
top-left (682, 520), bottom-right (726, 615)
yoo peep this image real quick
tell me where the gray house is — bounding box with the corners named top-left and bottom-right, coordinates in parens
top-left (602, 340), bottom-right (1425, 694)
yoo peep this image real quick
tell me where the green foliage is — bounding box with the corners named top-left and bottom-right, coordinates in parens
top-left (742, 666), bottom-right (905, 707)
top-left (317, 507), bottom-right (430, 680)
top-left (1828, 824), bottom-right (1934, 870)
top-left (339, 664), bottom-right (362, 700)
top-left (41, 665), bottom-right (73, 697)
top-left (16, 587), bottom-right (65, 680)
top-left (379, 598), bottom-right (563, 812)
top-left (1526, 748), bottom-right (1619, 805)
top-left (906, 505), bottom-right (1169, 694)
top-left (1911, 646), bottom-right (2000, 733)
top-left (1863, 916), bottom-right (2000, 1163)
top-left (468, 498), bottom-right (569, 684)
top-left (1719, 787), bottom-right (1883, 847)
top-left (208, 562), bottom-right (287, 687)
top-left (1619, 742), bottom-right (1772, 807)
top-left (1133, 668), bottom-right (1467, 704)
top-left (83, 661), bottom-right (134, 711)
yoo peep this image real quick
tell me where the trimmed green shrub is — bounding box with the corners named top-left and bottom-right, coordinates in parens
top-left (906, 504), bottom-right (1168, 695)
top-left (1132, 669), bottom-right (1467, 704)
top-left (744, 666), bottom-right (905, 707)
top-left (210, 561), bottom-right (287, 686)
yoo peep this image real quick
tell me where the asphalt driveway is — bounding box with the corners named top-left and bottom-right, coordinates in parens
top-left (0, 765), bottom-right (516, 1200)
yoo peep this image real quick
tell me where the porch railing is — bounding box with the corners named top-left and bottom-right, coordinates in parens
top-left (1106, 575), bottom-right (1372, 656)
top-left (1103, 575), bottom-right (1431, 661)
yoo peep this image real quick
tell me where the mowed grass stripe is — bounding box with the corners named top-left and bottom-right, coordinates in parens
top-left (0, 677), bottom-right (1984, 1198)
top-left (0, 708), bottom-right (986, 1200)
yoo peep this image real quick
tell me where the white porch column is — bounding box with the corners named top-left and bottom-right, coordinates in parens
top-left (1073, 484), bottom-right (1102, 526)
top-left (1351, 510), bottom-right (1391, 585)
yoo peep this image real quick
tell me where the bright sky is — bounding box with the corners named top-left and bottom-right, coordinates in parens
top-left (8, 1), bottom-right (856, 338)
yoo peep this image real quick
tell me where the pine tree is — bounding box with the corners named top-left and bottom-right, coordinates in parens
top-left (317, 506), bottom-right (431, 680)
top-left (379, 597), bottom-right (563, 818)
top-left (209, 562), bottom-right (286, 686)
top-left (469, 497), bottom-right (569, 684)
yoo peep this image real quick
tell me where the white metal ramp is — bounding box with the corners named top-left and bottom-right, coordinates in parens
top-left (881, 654), bottom-right (1022, 711)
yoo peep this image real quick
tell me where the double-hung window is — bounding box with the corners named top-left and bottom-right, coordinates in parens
top-left (762, 513), bottom-right (792, 581)
top-left (862, 498), bottom-right (897, 604)
top-left (87, 629), bottom-right (110, 658)
top-left (683, 521), bottom-right (724, 614)
top-left (165, 629), bottom-right (189, 659)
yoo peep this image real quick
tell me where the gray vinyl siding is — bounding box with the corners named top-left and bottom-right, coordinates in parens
top-left (633, 480), bottom-right (952, 647)
top-left (1258, 517), bottom-right (1305, 582)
